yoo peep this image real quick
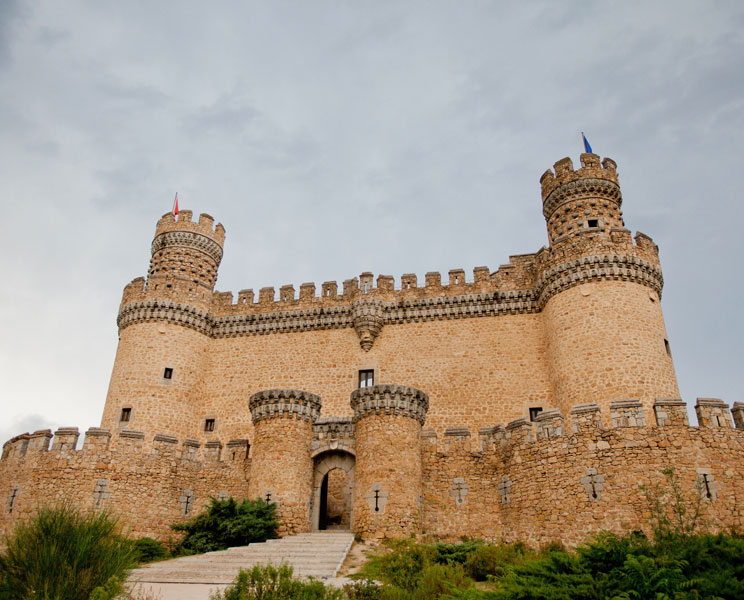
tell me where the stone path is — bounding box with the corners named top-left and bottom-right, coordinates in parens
top-left (128, 532), bottom-right (355, 598)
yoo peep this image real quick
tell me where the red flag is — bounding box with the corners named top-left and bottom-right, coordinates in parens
top-left (173, 193), bottom-right (179, 222)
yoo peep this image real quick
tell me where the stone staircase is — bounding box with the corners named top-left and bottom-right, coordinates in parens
top-left (128, 532), bottom-right (355, 585)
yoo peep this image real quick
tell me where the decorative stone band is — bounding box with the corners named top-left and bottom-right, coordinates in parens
top-left (118, 254), bottom-right (660, 336)
top-left (535, 254), bottom-right (663, 308)
top-left (249, 389), bottom-right (322, 424)
top-left (313, 417), bottom-right (355, 440)
top-left (542, 177), bottom-right (621, 218)
top-left (118, 300), bottom-right (212, 335)
top-left (117, 290), bottom-right (538, 336)
top-left (151, 230), bottom-right (223, 265)
top-left (350, 384), bottom-right (429, 425)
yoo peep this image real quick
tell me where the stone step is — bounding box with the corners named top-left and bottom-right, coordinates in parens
top-left (129, 532), bottom-right (354, 584)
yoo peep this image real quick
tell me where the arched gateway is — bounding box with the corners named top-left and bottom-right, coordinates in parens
top-left (311, 451), bottom-right (355, 531)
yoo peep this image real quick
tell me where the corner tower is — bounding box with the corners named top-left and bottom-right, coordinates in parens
top-left (537, 154), bottom-right (680, 419)
top-left (100, 210), bottom-right (225, 440)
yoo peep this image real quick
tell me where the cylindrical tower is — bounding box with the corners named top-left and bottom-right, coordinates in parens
top-left (248, 389), bottom-right (321, 536)
top-left (100, 210), bottom-right (225, 439)
top-left (537, 154), bottom-right (679, 419)
top-left (351, 384), bottom-right (429, 539)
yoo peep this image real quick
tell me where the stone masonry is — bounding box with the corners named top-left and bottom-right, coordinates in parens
top-left (1, 151), bottom-right (741, 545)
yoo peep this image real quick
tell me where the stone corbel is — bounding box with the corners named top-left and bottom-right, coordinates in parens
top-left (352, 298), bottom-right (384, 351)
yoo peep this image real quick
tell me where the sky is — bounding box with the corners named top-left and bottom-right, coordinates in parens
top-left (0, 1), bottom-right (742, 444)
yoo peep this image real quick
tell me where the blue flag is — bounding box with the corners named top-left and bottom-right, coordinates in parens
top-left (582, 132), bottom-right (593, 154)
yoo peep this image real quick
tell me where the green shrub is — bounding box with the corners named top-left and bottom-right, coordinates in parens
top-left (432, 541), bottom-right (482, 566)
top-left (464, 542), bottom-right (535, 581)
top-left (411, 563), bottom-right (472, 599)
top-left (209, 563), bottom-right (344, 600)
top-left (0, 505), bottom-right (135, 600)
top-left (172, 496), bottom-right (278, 554)
top-left (342, 579), bottom-right (383, 600)
top-left (356, 539), bottom-right (433, 591)
top-left (132, 537), bottom-right (169, 563)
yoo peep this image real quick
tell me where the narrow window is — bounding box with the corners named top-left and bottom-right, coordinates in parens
top-left (664, 339), bottom-right (671, 356)
top-left (529, 407), bottom-right (543, 422)
top-left (120, 408), bottom-right (131, 422)
top-left (204, 418), bottom-right (215, 432)
top-left (587, 218), bottom-right (599, 228)
top-left (358, 369), bottom-right (374, 388)
top-left (163, 367), bottom-right (173, 380)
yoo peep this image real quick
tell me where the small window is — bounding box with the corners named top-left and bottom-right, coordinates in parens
top-left (204, 419), bottom-right (215, 432)
top-left (664, 339), bottom-right (671, 356)
top-left (587, 219), bottom-right (599, 228)
top-left (163, 367), bottom-right (173, 380)
top-left (359, 369), bottom-right (374, 388)
top-left (120, 408), bottom-right (131, 422)
top-left (529, 407), bottom-right (543, 422)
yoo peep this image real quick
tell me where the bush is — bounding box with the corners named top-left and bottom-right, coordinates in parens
top-left (356, 539), bottom-right (433, 591)
top-left (172, 496), bottom-right (278, 554)
top-left (0, 505), bottom-right (135, 600)
top-left (209, 563), bottom-right (344, 600)
top-left (432, 541), bottom-right (482, 566)
top-left (464, 542), bottom-right (535, 581)
top-left (133, 537), bottom-right (169, 563)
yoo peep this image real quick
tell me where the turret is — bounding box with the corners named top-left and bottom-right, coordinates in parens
top-left (540, 154), bottom-right (623, 245)
top-left (100, 209), bottom-right (224, 441)
top-left (247, 390), bottom-right (321, 535)
top-left (538, 155), bottom-right (680, 420)
top-left (147, 210), bottom-right (225, 302)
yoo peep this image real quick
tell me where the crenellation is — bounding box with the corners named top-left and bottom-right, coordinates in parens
top-left (696, 398), bottom-right (733, 428)
top-left (118, 430), bottom-right (145, 453)
top-left (443, 427), bottom-right (472, 452)
top-left (473, 266), bottom-right (490, 284)
top-left (571, 403), bottom-right (601, 433)
top-left (401, 273), bottom-right (417, 289)
top-left (299, 283), bottom-right (315, 300)
top-left (534, 409), bottom-right (564, 440)
top-left (609, 399), bottom-right (645, 428)
top-left (321, 281), bottom-right (338, 298)
top-left (258, 287), bottom-right (275, 304)
top-left (377, 274), bottom-right (394, 291)
top-left (152, 433), bottom-right (178, 455)
top-left (225, 439), bottom-right (250, 461)
top-left (2, 434), bottom-right (30, 461)
top-left (204, 440), bottom-right (223, 462)
top-left (52, 427), bottom-right (80, 451)
top-left (505, 418), bottom-right (533, 444)
top-left (448, 269), bottom-right (466, 286)
top-left (654, 398), bottom-right (689, 426)
top-left (27, 430), bottom-right (52, 453)
top-left (732, 402), bottom-right (744, 430)
top-left (279, 284), bottom-right (295, 302)
top-left (237, 289), bottom-right (254, 305)
top-left (181, 438), bottom-right (200, 460)
top-left (83, 428), bottom-right (111, 452)
top-left (425, 271), bottom-right (442, 288)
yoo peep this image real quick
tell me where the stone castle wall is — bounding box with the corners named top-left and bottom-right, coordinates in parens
top-left (0, 427), bottom-right (250, 540)
top-left (421, 400), bottom-right (744, 546)
top-left (3, 400), bottom-right (743, 546)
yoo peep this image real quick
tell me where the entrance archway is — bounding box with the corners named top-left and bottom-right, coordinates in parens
top-left (311, 451), bottom-right (355, 531)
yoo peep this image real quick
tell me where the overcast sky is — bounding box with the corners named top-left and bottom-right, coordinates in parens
top-left (0, 1), bottom-right (741, 444)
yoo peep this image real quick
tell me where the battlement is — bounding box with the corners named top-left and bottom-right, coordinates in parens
top-left (1, 426), bottom-right (249, 464)
top-left (154, 210), bottom-right (225, 246)
top-left (422, 397), bottom-right (742, 455)
top-left (540, 154), bottom-right (619, 202)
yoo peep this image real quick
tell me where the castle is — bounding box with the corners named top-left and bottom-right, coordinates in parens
top-left (2, 152), bottom-right (743, 545)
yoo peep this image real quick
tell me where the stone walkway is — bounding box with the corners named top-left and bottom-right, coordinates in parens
top-left (128, 531), bottom-right (355, 599)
